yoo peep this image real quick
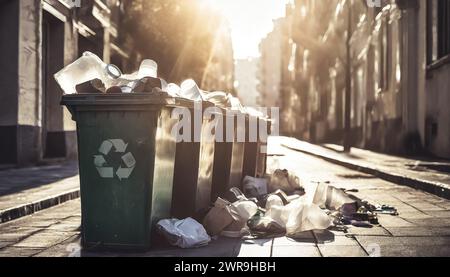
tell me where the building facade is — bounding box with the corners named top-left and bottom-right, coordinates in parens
top-left (257, 18), bottom-right (284, 108)
top-left (200, 24), bottom-right (235, 94)
top-left (235, 58), bottom-right (259, 107)
top-left (280, 0), bottom-right (450, 158)
top-left (0, 0), bottom-right (131, 166)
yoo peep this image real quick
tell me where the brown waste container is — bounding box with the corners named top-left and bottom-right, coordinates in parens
top-left (171, 100), bottom-right (216, 220)
top-left (210, 109), bottom-right (246, 201)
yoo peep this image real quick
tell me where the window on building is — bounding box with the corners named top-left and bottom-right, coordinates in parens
top-left (427, 0), bottom-right (450, 64)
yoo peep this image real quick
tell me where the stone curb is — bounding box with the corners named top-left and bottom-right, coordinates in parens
top-left (281, 143), bottom-right (450, 200)
top-left (0, 189), bottom-right (80, 224)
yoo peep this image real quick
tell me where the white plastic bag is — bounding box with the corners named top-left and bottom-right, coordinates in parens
top-left (221, 200), bottom-right (258, 238)
top-left (229, 200), bottom-right (258, 221)
top-left (285, 199), bottom-right (333, 234)
top-left (265, 195), bottom-right (284, 210)
top-left (157, 217), bottom-right (211, 249)
top-left (265, 198), bottom-right (332, 235)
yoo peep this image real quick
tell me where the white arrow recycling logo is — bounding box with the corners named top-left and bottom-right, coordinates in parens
top-left (93, 139), bottom-right (136, 181)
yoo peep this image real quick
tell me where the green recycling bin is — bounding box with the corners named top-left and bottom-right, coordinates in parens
top-left (171, 101), bottom-right (216, 220)
top-left (61, 93), bottom-right (180, 250)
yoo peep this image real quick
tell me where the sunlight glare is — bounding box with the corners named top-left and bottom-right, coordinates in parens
top-left (203, 0), bottom-right (288, 59)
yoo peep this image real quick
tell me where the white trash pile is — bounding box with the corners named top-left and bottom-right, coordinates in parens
top-left (155, 169), bottom-right (388, 249)
top-left (55, 51), bottom-right (261, 116)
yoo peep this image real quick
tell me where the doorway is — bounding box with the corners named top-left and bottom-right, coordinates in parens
top-left (41, 11), bottom-right (66, 159)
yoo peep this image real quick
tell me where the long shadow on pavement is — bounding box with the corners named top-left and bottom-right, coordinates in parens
top-left (0, 161), bottom-right (79, 196)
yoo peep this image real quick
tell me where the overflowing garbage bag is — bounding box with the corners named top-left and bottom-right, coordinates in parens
top-left (156, 218), bottom-right (211, 249)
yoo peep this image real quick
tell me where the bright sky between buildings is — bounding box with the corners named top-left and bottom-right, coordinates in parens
top-left (204, 0), bottom-right (288, 59)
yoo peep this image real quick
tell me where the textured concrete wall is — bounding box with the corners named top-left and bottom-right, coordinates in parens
top-left (18, 0), bottom-right (41, 127)
top-left (0, 0), bottom-right (19, 126)
top-left (62, 19), bottom-right (78, 133)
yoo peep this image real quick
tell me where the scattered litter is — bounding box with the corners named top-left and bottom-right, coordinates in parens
top-left (55, 51), bottom-right (121, 94)
top-left (265, 194), bottom-right (284, 210)
top-left (220, 200), bottom-right (258, 238)
top-left (165, 83), bottom-right (181, 97)
top-left (203, 91), bottom-right (230, 108)
top-left (312, 182), bottom-right (356, 211)
top-left (347, 220), bottom-right (373, 228)
top-left (272, 189), bottom-right (301, 205)
top-left (374, 204), bottom-right (399, 215)
top-left (242, 176), bottom-right (268, 198)
top-left (350, 211), bottom-right (379, 224)
top-left (228, 95), bottom-right (246, 113)
top-left (180, 79), bottom-right (205, 101)
top-left (242, 172), bottom-right (399, 238)
top-left (224, 187), bottom-right (249, 203)
top-left (203, 198), bottom-right (236, 236)
top-left (247, 210), bottom-right (285, 237)
top-left (157, 217), bottom-right (211, 249)
top-left (202, 196), bottom-right (258, 238)
top-left (55, 52), bottom-right (207, 100)
top-left (269, 169), bottom-right (303, 194)
top-left (341, 188), bottom-right (359, 193)
top-left (265, 198), bottom-right (333, 235)
top-left (75, 79), bottom-right (104, 94)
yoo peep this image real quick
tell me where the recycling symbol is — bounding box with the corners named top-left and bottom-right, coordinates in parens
top-left (93, 139), bottom-right (136, 181)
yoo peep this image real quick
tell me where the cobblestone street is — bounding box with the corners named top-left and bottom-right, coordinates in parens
top-left (1, 137), bottom-right (449, 257)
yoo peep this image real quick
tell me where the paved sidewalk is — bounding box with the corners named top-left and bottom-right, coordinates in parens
top-left (279, 137), bottom-right (450, 199)
top-left (1, 137), bottom-right (450, 257)
top-left (0, 162), bottom-right (80, 223)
